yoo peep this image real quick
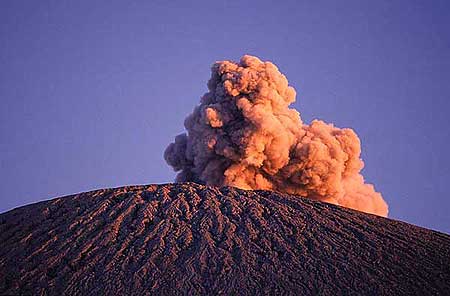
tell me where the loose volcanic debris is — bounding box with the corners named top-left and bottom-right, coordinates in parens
top-left (165, 55), bottom-right (388, 217)
top-left (0, 183), bottom-right (449, 295)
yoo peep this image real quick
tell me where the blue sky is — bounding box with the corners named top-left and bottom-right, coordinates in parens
top-left (1, 0), bottom-right (449, 233)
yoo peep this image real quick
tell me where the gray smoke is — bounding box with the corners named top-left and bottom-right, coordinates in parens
top-left (165, 55), bottom-right (388, 216)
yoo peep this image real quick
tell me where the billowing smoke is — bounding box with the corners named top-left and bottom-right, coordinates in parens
top-left (165, 55), bottom-right (388, 217)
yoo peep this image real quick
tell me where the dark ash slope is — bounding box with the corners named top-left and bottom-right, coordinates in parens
top-left (0, 183), bottom-right (449, 295)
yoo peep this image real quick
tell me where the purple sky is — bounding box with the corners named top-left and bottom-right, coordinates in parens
top-left (1, 1), bottom-right (449, 233)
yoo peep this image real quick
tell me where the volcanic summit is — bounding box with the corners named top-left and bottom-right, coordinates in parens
top-left (0, 183), bottom-right (449, 295)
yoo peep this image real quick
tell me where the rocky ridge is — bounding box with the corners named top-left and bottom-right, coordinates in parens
top-left (0, 183), bottom-right (449, 295)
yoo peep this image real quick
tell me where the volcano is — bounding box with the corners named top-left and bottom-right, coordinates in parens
top-left (0, 183), bottom-right (449, 295)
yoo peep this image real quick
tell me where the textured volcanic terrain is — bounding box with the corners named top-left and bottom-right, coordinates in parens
top-left (0, 183), bottom-right (449, 295)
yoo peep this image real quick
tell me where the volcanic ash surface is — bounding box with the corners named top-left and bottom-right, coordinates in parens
top-left (1, 183), bottom-right (449, 295)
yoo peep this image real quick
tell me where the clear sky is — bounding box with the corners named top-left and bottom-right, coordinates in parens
top-left (1, 1), bottom-right (449, 233)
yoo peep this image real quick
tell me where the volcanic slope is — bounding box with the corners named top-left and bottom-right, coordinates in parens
top-left (0, 183), bottom-right (449, 295)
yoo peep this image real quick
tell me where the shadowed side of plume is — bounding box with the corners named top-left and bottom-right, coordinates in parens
top-left (0, 183), bottom-right (449, 295)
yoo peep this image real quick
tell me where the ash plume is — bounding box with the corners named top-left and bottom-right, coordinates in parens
top-left (164, 55), bottom-right (388, 216)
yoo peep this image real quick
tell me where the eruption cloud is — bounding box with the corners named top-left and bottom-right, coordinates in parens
top-left (164, 55), bottom-right (388, 216)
